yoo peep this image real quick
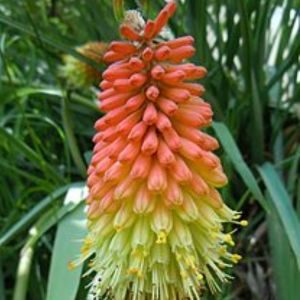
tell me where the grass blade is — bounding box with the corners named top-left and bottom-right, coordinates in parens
top-left (113, 0), bottom-right (124, 21)
top-left (62, 96), bottom-right (87, 177)
top-left (267, 197), bottom-right (300, 300)
top-left (0, 14), bottom-right (102, 71)
top-left (212, 121), bottom-right (268, 210)
top-left (0, 127), bottom-right (64, 183)
top-left (0, 182), bottom-right (84, 246)
top-left (258, 162), bottom-right (300, 269)
top-left (187, 0), bottom-right (209, 65)
top-left (237, 0), bottom-right (264, 163)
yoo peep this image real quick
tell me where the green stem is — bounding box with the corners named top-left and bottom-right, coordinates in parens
top-left (62, 95), bottom-right (86, 177)
top-left (13, 246), bottom-right (34, 300)
top-left (71, 93), bottom-right (99, 112)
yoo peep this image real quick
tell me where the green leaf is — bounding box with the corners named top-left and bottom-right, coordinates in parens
top-left (113, 0), bottom-right (125, 22)
top-left (0, 182), bottom-right (84, 246)
top-left (237, 0), bottom-right (265, 164)
top-left (12, 86), bottom-right (62, 98)
top-left (12, 183), bottom-right (87, 300)
top-left (4, 85), bottom-right (98, 112)
top-left (138, 0), bottom-right (151, 18)
top-left (0, 127), bottom-right (64, 183)
top-left (267, 26), bottom-right (300, 90)
top-left (0, 14), bottom-right (102, 71)
top-left (258, 162), bottom-right (300, 270)
top-left (46, 185), bottom-right (87, 300)
top-left (187, 0), bottom-right (209, 64)
top-left (267, 197), bottom-right (300, 300)
top-left (212, 121), bottom-right (268, 211)
top-left (287, 147), bottom-right (300, 194)
top-left (62, 95), bottom-right (87, 177)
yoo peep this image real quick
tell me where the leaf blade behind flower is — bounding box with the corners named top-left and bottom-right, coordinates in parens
top-left (258, 162), bottom-right (300, 270)
top-left (212, 121), bottom-right (268, 211)
top-left (46, 185), bottom-right (88, 300)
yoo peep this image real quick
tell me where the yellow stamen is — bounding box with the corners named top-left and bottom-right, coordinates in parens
top-left (80, 243), bottom-right (91, 255)
top-left (128, 268), bottom-right (139, 274)
top-left (218, 246), bottom-right (227, 255)
top-left (131, 248), bottom-right (140, 256)
top-left (88, 260), bottom-right (95, 267)
top-left (240, 220), bottom-right (248, 227)
top-left (231, 254), bottom-right (242, 264)
top-left (185, 255), bottom-right (196, 269)
top-left (114, 225), bottom-right (123, 232)
top-left (224, 234), bottom-right (235, 246)
top-left (67, 261), bottom-right (76, 271)
top-left (196, 272), bottom-right (204, 281)
top-left (128, 268), bottom-right (143, 278)
top-left (84, 236), bottom-right (93, 244)
top-left (156, 230), bottom-right (167, 244)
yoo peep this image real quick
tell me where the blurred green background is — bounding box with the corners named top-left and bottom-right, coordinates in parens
top-left (0, 0), bottom-right (299, 299)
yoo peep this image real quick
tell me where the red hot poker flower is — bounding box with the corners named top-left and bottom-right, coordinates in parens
top-left (76, 2), bottom-right (247, 299)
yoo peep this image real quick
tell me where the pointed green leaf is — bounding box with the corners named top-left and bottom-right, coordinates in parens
top-left (267, 197), bottom-right (300, 300)
top-left (258, 162), bottom-right (300, 270)
top-left (46, 185), bottom-right (88, 300)
top-left (212, 121), bottom-right (268, 211)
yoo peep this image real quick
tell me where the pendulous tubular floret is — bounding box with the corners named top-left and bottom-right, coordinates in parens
top-left (77, 2), bottom-right (247, 300)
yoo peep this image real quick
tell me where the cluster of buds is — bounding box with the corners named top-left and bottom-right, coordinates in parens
top-left (60, 42), bottom-right (107, 87)
top-left (79, 2), bottom-right (246, 299)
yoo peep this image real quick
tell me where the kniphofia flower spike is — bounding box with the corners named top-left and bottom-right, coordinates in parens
top-left (77, 2), bottom-right (247, 299)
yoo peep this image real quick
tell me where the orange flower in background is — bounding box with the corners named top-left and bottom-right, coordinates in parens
top-left (79, 2), bottom-right (247, 299)
top-left (60, 42), bottom-right (107, 87)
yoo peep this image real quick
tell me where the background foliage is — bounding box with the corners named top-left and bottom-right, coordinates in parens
top-left (0, 0), bottom-right (299, 299)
